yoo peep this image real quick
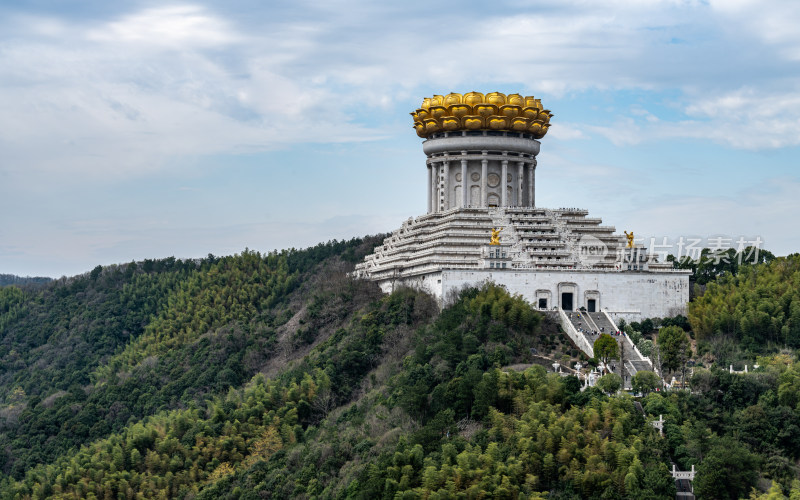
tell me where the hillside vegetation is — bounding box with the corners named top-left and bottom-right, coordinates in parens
top-left (689, 254), bottom-right (800, 351)
top-left (1, 245), bottom-right (800, 498)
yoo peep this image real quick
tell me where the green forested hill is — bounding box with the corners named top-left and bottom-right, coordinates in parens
top-left (0, 239), bottom-right (380, 479)
top-left (689, 254), bottom-right (800, 351)
top-left (0, 275), bottom-right (51, 288)
top-left (1, 245), bottom-right (800, 499)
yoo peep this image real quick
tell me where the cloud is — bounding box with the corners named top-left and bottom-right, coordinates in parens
top-left (3, 0), bottom-right (800, 276)
top-left (582, 86), bottom-right (800, 150)
top-left (624, 177), bottom-right (800, 256)
top-left (86, 5), bottom-right (239, 48)
top-left (709, 0), bottom-right (800, 59)
top-left (3, 0), bottom-right (799, 190)
top-left (0, 5), bottom-right (384, 186)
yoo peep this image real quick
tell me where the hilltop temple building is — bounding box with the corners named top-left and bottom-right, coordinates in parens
top-left (355, 92), bottom-right (689, 323)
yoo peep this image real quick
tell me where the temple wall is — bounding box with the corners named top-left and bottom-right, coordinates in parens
top-left (382, 269), bottom-right (688, 319)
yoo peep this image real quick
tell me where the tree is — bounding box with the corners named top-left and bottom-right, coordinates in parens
top-left (593, 334), bottom-right (618, 367)
top-left (657, 326), bottom-right (691, 383)
top-left (632, 371), bottom-right (661, 396)
top-left (596, 373), bottom-right (622, 396)
top-left (694, 437), bottom-right (758, 500)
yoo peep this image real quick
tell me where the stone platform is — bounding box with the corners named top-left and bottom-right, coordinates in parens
top-left (355, 206), bottom-right (688, 319)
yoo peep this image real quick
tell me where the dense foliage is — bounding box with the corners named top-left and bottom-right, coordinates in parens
top-left (0, 238), bottom-right (381, 478)
top-left (2, 242), bottom-right (800, 498)
top-left (0, 275), bottom-right (51, 288)
top-left (639, 354), bottom-right (800, 499)
top-left (689, 254), bottom-right (800, 350)
top-left (668, 246), bottom-right (775, 285)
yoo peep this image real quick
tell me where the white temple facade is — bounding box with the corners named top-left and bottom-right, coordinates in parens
top-left (354, 92), bottom-right (689, 322)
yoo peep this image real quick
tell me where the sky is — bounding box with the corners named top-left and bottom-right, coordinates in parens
top-left (1, 0), bottom-right (799, 278)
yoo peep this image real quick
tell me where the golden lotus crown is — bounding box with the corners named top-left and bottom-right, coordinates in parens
top-left (411, 92), bottom-right (552, 139)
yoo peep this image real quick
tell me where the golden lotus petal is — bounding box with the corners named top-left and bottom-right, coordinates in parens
top-left (430, 95), bottom-right (444, 107)
top-left (539, 123), bottom-right (550, 137)
top-left (535, 110), bottom-right (550, 122)
top-left (444, 93), bottom-right (463, 106)
top-left (414, 122), bottom-right (426, 137)
top-left (448, 104), bottom-right (471, 118)
top-left (511, 117), bottom-right (530, 131)
top-left (521, 107), bottom-right (539, 119)
top-left (485, 92), bottom-right (506, 106)
top-left (463, 91), bottom-right (485, 106)
top-left (429, 105), bottom-right (447, 119)
top-left (441, 116), bottom-right (461, 130)
top-left (500, 104), bottom-right (521, 118)
top-left (475, 104), bottom-right (498, 118)
top-left (506, 94), bottom-right (524, 106)
top-left (421, 98), bottom-right (431, 110)
top-left (463, 116), bottom-right (484, 129)
top-left (488, 116), bottom-right (509, 130)
top-left (416, 108), bottom-right (429, 121)
top-left (424, 118), bottom-right (441, 134)
top-left (534, 98), bottom-right (542, 110)
top-left (529, 121), bottom-right (543, 135)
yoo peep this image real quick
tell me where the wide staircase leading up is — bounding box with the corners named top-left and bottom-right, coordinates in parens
top-left (554, 308), bottom-right (658, 389)
top-left (588, 312), bottom-right (615, 334)
top-left (589, 312), bottom-right (654, 380)
top-left (559, 310), bottom-right (654, 385)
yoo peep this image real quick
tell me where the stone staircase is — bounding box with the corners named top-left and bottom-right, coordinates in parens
top-left (564, 311), bottom-right (597, 355)
top-left (560, 311), bottom-right (656, 388)
top-left (550, 310), bottom-right (594, 358)
top-left (590, 312), bottom-right (654, 383)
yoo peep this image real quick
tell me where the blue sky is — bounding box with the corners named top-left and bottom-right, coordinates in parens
top-left (1, 0), bottom-right (799, 277)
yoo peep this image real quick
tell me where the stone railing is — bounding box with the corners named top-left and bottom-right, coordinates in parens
top-left (672, 464), bottom-right (696, 481)
top-left (571, 225), bottom-right (616, 231)
top-left (527, 250), bottom-right (571, 256)
top-left (557, 308), bottom-right (594, 358)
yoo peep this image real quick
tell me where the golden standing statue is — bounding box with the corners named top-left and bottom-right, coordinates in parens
top-left (490, 228), bottom-right (502, 245)
top-left (624, 231), bottom-right (634, 248)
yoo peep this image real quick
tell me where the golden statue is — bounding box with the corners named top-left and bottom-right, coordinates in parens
top-left (490, 228), bottom-right (502, 245)
top-left (411, 92), bottom-right (552, 139)
top-left (624, 231), bottom-right (634, 248)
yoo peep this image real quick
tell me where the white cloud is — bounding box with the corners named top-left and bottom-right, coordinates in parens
top-left (3, 0), bottom-right (800, 276)
top-left (86, 5), bottom-right (238, 48)
top-left (583, 86), bottom-right (800, 150)
top-left (3, 0), bottom-right (799, 190)
top-left (709, 0), bottom-right (800, 58)
top-left (0, 5), bottom-right (384, 185)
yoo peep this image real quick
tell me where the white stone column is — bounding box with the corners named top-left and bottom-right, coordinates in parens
top-left (528, 159), bottom-right (536, 207)
top-left (443, 161), bottom-right (450, 210)
top-left (517, 161), bottom-right (524, 207)
top-left (481, 152), bottom-right (488, 207)
top-left (501, 159), bottom-right (508, 207)
top-left (432, 164), bottom-right (438, 212)
top-left (460, 154), bottom-right (468, 208)
top-left (436, 163), bottom-right (442, 212)
top-left (427, 164), bottom-right (432, 213)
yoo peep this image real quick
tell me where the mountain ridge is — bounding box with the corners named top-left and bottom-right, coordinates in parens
top-left (1, 241), bottom-right (800, 498)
